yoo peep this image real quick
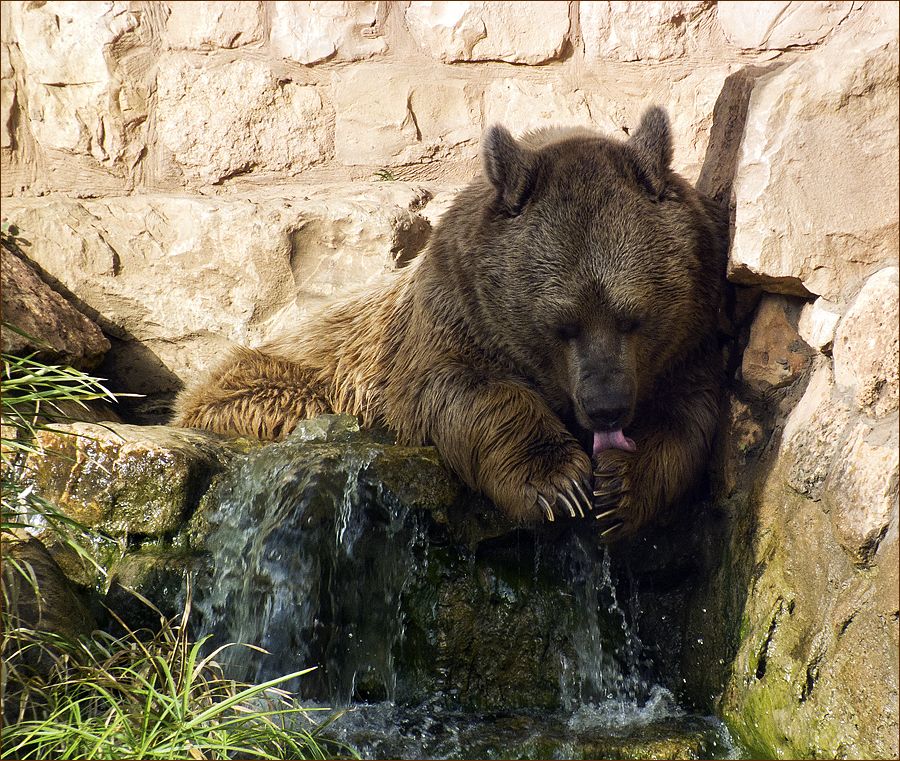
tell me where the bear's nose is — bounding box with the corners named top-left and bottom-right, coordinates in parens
top-left (585, 404), bottom-right (630, 430)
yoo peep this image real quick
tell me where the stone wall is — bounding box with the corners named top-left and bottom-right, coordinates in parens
top-left (2, 1), bottom-right (895, 404)
top-left (1, 2), bottom-right (898, 758)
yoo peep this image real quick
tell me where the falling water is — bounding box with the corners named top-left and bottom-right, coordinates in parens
top-left (193, 418), bottom-right (741, 759)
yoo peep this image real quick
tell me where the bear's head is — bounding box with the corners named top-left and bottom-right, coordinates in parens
top-left (472, 107), bottom-right (721, 446)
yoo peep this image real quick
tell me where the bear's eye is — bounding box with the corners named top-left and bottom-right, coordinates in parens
top-left (617, 317), bottom-right (642, 334)
top-left (555, 323), bottom-right (581, 341)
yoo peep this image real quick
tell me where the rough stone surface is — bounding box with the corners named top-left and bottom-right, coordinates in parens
top-left (0, 245), bottom-right (110, 369)
top-left (155, 58), bottom-right (332, 185)
top-left (716, 1), bottom-right (853, 50)
top-left (165, 1), bottom-right (265, 49)
top-left (728, 18), bottom-right (900, 299)
top-left (581, 1), bottom-right (715, 62)
top-left (797, 297), bottom-right (841, 353)
top-left (270, 1), bottom-right (385, 64)
top-left (334, 67), bottom-right (480, 166)
top-left (405, 1), bottom-right (570, 64)
top-left (825, 417), bottom-right (899, 565)
top-left (1, 185), bottom-right (434, 398)
top-left (832, 267), bottom-right (899, 418)
top-left (483, 79), bottom-right (593, 134)
top-left (739, 295), bottom-right (812, 394)
top-left (4, 1), bottom-right (150, 171)
top-left (22, 422), bottom-right (232, 536)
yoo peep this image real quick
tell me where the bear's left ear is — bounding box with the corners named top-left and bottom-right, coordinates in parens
top-left (627, 106), bottom-right (672, 196)
top-left (481, 125), bottom-right (535, 215)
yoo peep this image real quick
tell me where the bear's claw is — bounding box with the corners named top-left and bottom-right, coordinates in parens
top-left (557, 490), bottom-right (579, 518)
top-left (536, 493), bottom-right (555, 522)
top-left (599, 521), bottom-right (624, 539)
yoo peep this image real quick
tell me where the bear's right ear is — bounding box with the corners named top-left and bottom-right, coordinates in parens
top-left (627, 106), bottom-right (672, 197)
top-left (482, 125), bottom-right (534, 215)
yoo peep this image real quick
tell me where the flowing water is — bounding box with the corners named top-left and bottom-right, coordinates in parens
top-left (194, 420), bottom-right (743, 759)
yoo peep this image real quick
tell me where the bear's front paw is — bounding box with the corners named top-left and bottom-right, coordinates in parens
top-left (592, 449), bottom-right (646, 541)
top-left (512, 447), bottom-right (593, 523)
top-left (530, 473), bottom-right (593, 523)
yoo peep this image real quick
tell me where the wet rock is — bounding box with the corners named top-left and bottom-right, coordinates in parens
top-left (2, 529), bottom-right (95, 639)
top-left (192, 416), bottom-right (641, 712)
top-left (21, 422), bottom-right (233, 536)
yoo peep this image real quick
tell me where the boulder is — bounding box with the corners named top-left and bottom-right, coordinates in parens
top-left (832, 267), bottom-right (899, 418)
top-left (727, 15), bottom-right (899, 299)
top-left (164, 1), bottom-right (265, 49)
top-left (21, 422), bottom-right (233, 536)
top-left (1, 244), bottom-right (109, 369)
top-left (334, 67), bottom-right (480, 166)
top-left (154, 57), bottom-right (332, 186)
top-left (3, 0), bottom-right (156, 182)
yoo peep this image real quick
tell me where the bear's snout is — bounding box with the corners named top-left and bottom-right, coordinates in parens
top-left (575, 372), bottom-right (635, 432)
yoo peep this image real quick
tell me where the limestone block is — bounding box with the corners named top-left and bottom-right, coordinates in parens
top-left (484, 79), bottom-right (592, 135)
top-left (832, 267), bottom-right (899, 418)
top-left (271, 1), bottom-right (385, 65)
top-left (1, 185), bottom-right (434, 392)
top-left (581, 1), bottom-right (714, 62)
top-left (780, 360), bottom-right (851, 499)
top-left (825, 416), bottom-right (899, 565)
top-left (728, 24), bottom-right (899, 299)
top-left (165, 1), bottom-right (265, 49)
top-left (797, 297), bottom-right (841, 353)
top-left (0, 248), bottom-right (110, 369)
top-left (155, 57), bottom-right (331, 184)
top-left (6, 1), bottom-right (145, 163)
top-left (23, 423), bottom-right (230, 536)
top-left (740, 295), bottom-right (811, 394)
top-left (717, 1), bottom-right (853, 50)
top-left (334, 67), bottom-right (480, 166)
top-left (405, 1), bottom-right (570, 64)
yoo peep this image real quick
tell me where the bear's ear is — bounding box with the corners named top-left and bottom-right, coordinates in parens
top-left (481, 125), bottom-right (534, 215)
top-left (627, 106), bottom-right (672, 196)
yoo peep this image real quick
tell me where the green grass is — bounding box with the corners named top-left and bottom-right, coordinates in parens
top-left (1, 331), bottom-right (355, 759)
top-left (2, 598), bottom-right (351, 760)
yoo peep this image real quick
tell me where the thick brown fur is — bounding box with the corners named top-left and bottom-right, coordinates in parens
top-left (174, 107), bottom-right (726, 538)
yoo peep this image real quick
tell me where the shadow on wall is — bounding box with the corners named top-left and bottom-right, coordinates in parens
top-left (10, 252), bottom-right (184, 424)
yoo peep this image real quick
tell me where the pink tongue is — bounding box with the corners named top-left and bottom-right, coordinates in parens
top-left (593, 429), bottom-right (637, 456)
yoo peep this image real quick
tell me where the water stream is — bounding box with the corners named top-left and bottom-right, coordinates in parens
top-left (194, 420), bottom-right (743, 759)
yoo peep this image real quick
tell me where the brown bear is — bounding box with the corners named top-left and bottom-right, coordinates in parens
top-left (174, 107), bottom-right (725, 539)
